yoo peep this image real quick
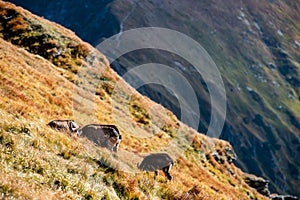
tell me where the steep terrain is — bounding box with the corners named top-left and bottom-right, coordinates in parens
top-left (0, 1), bottom-right (273, 199)
top-left (6, 0), bottom-right (300, 196)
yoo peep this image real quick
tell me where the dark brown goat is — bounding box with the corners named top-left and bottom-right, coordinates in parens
top-left (138, 153), bottom-right (174, 180)
top-left (47, 120), bottom-right (80, 133)
top-left (78, 124), bottom-right (122, 152)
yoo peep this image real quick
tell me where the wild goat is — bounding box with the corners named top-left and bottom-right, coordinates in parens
top-left (138, 153), bottom-right (174, 180)
top-left (78, 124), bottom-right (122, 152)
top-left (47, 120), bottom-right (80, 133)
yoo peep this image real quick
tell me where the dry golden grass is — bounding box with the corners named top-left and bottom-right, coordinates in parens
top-left (0, 1), bottom-right (270, 199)
top-left (0, 36), bottom-right (268, 199)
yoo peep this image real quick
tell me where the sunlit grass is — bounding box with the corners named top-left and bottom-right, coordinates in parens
top-left (0, 1), bottom-right (271, 199)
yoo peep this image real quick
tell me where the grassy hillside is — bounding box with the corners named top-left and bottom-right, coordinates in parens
top-left (4, 0), bottom-right (300, 196)
top-left (0, 1), bottom-right (272, 199)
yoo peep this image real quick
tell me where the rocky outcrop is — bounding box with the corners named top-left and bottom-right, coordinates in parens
top-left (270, 194), bottom-right (299, 200)
top-left (242, 174), bottom-right (300, 199)
top-left (224, 146), bottom-right (237, 164)
top-left (208, 146), bottom-right (237, 165)
top-left (243, 174), bottom-right (270, 196)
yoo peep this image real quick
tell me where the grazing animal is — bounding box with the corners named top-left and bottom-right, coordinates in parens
top-left (138, 153), bottom-right (174, 180)
top-left (47, 120), bottom-right (80, 133)
top-left (78, 124), bottom-right (122, 152)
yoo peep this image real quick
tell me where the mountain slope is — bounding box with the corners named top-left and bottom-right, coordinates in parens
top-left (0, 1), bottom-right (271, 199)
top-left (6, 0), bottom-right (300, 196)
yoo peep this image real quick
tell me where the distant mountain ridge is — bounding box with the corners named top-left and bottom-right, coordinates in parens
top-left (5, 0), bottom-right (300, 196)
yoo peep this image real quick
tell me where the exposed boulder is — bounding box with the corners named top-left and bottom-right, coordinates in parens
top-left (207, 146), bottom-right (237, 165)
top-left (224, 146), bottom-right (237, 164)
top-left (243, 174), bottom-right (270, 196)
top-left (271, 195), bottom-right (299, 200)
top-left (210, 151), bottom-right (223, 164)
top-left (270, 194), bottom-right (299, 200)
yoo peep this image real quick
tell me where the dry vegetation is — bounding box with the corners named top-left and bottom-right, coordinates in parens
top-left (0, 1), bottom-right (270, 199)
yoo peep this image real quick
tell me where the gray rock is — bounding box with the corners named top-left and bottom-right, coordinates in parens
top-left (271, 194), bottom-right (299, 200)
top-left (243, 174), bottom-right (270, 196)
top-left (224, 147), bottom-right (237, 164)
